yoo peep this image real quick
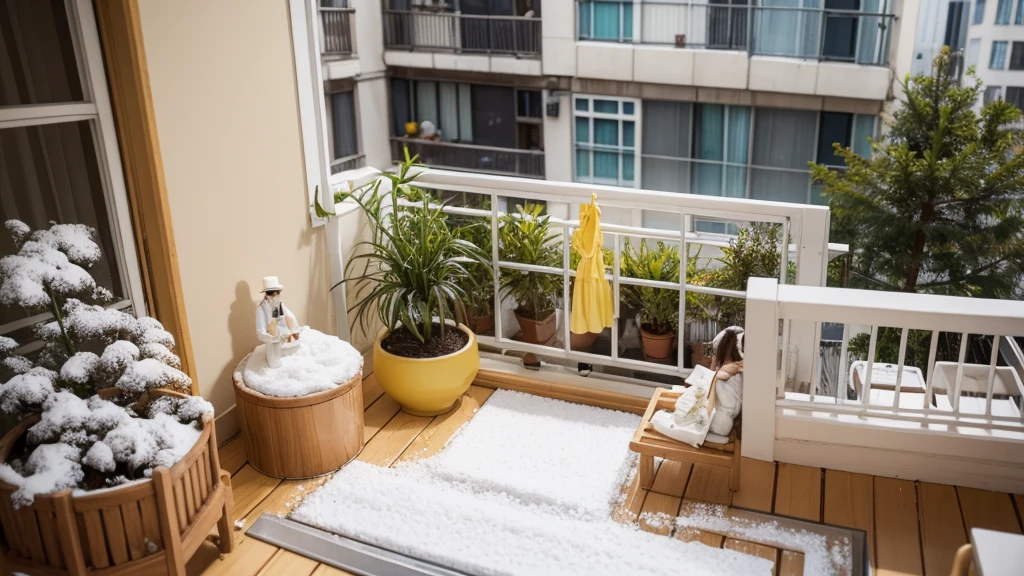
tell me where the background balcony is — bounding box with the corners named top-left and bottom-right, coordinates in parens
top-left (320, 6), bottom-right (356, 57)
top-left (577, 0), bottom-right (894, 65)
top-left (383, 9), bottom-right (542, 56)
top-left (391, 138), bottom-right (545, 178)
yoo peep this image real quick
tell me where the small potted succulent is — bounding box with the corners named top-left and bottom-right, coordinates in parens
top-left (499, 203), bottom-right (562, 345)
top-left (336, 153), bottom-right (491, 415)
top-left (621, 239), bottom-right (680, 361)
top-left (0, 221), bottom-right (230, 575)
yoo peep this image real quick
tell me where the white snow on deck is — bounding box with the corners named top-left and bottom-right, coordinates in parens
top-left (290, 389), bottom-right (772, 576)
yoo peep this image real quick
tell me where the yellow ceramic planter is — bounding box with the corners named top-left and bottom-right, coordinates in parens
top-left (373, 324), bottom-right (479, 416)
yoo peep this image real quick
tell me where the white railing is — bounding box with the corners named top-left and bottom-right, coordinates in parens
top-left (333, 168), bottom-right (831, 383)
top-left (743, 277), bottom-right (1024, 491)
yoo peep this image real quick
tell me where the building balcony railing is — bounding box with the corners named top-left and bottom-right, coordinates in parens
top-left (391, 138), bottom-right (545, 179)
top-left (320, 6), bottom-right (356, 57)
top-left (577, 0), bottom-right (894, 66)
top-left (382, 9), bottom-right (542, 56)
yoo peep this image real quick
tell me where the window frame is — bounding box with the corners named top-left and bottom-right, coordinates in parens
top-left (572, 94), bottom-right (641, 188)
top-left (975, 0), bottom-right (987, 24)
top-left (995, 0), bottom-right (1013, 23)
top-left (0, 0), bottom-right (148, 339)
top-left (991, 40), bottom-right (1009, 69)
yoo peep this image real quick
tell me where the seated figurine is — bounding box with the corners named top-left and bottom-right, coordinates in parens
top-left (256, 276), bottom-right (300, 368)
top-left (708, 326), bottom-right (744, 437)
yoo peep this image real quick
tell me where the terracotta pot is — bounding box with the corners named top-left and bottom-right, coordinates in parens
top-left (570, 330), bottom-right (601, 351)
top-left (467, 312), bottom-right (494, 334)
top-left (640, 328), bottom-right (676, 360)
top-left (516, 311), bottom-right (557, 345)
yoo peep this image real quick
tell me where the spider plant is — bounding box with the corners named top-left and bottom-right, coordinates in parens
top-left (332, 152), bottom-right (490, 346)
top-left (499, 202), bottom-right (562, 320)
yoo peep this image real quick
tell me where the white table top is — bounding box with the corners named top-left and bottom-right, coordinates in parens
top-left (972, 527), bottom-right (1024, 576)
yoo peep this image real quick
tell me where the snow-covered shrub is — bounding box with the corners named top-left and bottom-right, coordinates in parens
top-left (0, 221), bottom-right (211, 507)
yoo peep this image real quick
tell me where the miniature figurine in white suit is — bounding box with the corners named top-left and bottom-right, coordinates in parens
top-left (256, 276), bottom-right (299, 368)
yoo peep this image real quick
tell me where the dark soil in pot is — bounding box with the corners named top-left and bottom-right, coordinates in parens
top-left (381, 323), bottom-right (470, 358)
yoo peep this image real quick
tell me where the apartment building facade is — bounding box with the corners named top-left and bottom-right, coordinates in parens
top-left (962, 0), bottom-right (1024, 108)
top-left (308, 0), bottom-right (918, 209)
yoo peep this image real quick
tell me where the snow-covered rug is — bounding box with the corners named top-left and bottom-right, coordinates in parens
top-left (289, 389), bottom-right (774, 576)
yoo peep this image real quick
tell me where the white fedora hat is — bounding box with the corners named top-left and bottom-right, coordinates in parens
top-left (261, 276), bottom-right (284, 293)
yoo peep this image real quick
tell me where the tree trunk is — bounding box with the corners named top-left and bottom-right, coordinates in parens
top-left (904, 202), bottom-right (935, 292)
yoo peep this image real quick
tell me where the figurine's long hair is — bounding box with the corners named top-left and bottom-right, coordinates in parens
top-left (712, 326), bottom-right (744, 370)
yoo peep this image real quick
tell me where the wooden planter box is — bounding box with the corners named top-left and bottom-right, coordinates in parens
top-left (233, 356), bottom-right (364, 479)
top-left (0, 401), bottom-right (233, 576)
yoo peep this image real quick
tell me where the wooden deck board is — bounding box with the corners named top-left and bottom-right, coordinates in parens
top-left (824, 470), bottom-right (875, 567)
top-left (229, 465), bottom-right (282, 522)
top-left (396, 386), bottom-right (493, 463)
top-left (650, 460), bottom-right (693, 498)
top-left (217, 435), bottom-right (247, 476)
top-left (256, 549), bottom-right (319, 576)
top-left (957, 486), bottom-right (1023, 535)
top-left (362, 374), bottom-right (384, 409)
top-left (732, 458), bottom-right (776, 512)
top-left (638, 492), bottom-right (682, 536)
top-left (919, 482), bottom-right (968, 576)
top-left (359, 410), bottom-right (435, 467)
top-left (362, 394), bottom-right (402, 439)
top-left (724, 538), bottom-right (778, 575)
top-left (778, 550), bottom-right (805, 576)
top-left (874, 477), bottom-right (923, 576)
top-left (774, 464), bottom-right (822, 522)
top-left (684, 464), bottom-right (732, 506)
top-left (312, 564), bottom-right (357, 575)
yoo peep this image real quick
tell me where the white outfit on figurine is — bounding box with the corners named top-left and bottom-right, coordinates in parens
top-left (255, 276), bottom-right (299, 368)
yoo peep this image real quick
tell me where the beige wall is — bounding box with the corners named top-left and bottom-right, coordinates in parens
top-left (138, 0), bottom-right (335, 440)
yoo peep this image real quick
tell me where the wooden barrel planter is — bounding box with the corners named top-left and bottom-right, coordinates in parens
top-left (232, 355), bottom-right (364, 479)
top-left (0, 393), bottom-right (233, 576)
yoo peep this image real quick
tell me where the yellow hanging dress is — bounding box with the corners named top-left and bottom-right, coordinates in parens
top-left (570, 194), bottom-right (614, 334)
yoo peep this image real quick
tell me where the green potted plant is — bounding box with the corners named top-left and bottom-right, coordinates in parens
top-left (499, 203), bottom-right (562, 345)
top-left (450, 211), bottom-right (496, 335)
top-left (334, 153), bottom-right (491, 415)
top-left (621, 239), bottom-right (680, 361)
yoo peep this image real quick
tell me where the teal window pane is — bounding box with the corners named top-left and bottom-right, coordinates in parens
top-left (725, 107), bottom-right (751, 165)
top-left (623, 121), bottom-right (635, 147)
top-left (623, 102), bottom-right (635, 115)
top-left (695, 104), bottom-right (725, 161)
top-left (996, 0), bottom-right (1012, 24)
top-left (593, 3), bottom-right (621, 40)
top-left (575, 98), bottom-right (589, 111)
top-left (578, 1), bottom-right (593, 38)
top-left (696, 220), bottom-right (727, 233)
top-left (623, 3), bottom-right (633, 41)
top-left (594, 99), bottom-right (618, 113)
top-left (622, 152), bottom-right (634, 182)
top-left (692, 163), bottom-right (723, 196)
top-left (852, 115), bottom-right (875, 158)
top-left (594, 118), bottom-right (618, 145)
top-left (724, 166), bottom-right (747, 198)
top-left (575, 148), bottom-right (591, 180)
top-left (594, 151), bottom-right (619, 180)
top-left (575, 117), bottom-right (590, 143)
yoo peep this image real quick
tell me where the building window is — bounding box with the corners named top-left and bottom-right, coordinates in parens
top-left (1017, 0), bottom-right (1024, 23)
top-left (393, 80), bottom-right (474, 142)
top-left (573, 96), bottom-right (638, 187)
top-left (640, 101), bottom-right (693, 195)
top-left (0, 0), bottom-right (146, 336)
top-left (974, 0), bottom-right (987, 24)
top-left (692, 105), bottom-right (751, 198)
top-left (578, 0), bottom-right (632, 42)
top-left (996, 0), bottom-right (1013, 23)
top-left (991, 41), bottom-right (1009, 69)
top-left (984, 86), bottom-right (1005, 105)
top-left (749, 108), bottom-right (818, 204)
top-left (329, 90), bottom-right (360, 172)
top-left (1010, 42), bottom-right (1024, 69)
top-left (1005, 87), bottom-right (1024, 109)
top-left (967, 38), bottom-right (982, 68)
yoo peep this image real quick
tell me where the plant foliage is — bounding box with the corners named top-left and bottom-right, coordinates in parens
top-left (621, 239), bottom-right (680, 335)
top-left (336, 152), bottom-right (491, 345)
top-left (498, 203), bottom-right (562, 320)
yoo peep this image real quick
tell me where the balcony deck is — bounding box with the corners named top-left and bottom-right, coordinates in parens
top-left (187, 372), bottom-right (1024, 576)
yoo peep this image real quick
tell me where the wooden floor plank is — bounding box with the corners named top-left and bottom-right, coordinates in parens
top-left (676, 526), bottom-right (725, 547)
top-left (229, 465), bottom-right (282, 522)
top-left (731, 458), bottom-right (776, 512)
top-left (874, 477), bottom-right (923, 576)
top-left (684, 464), bottom-right (732, 506)
top-left (919, 483), bottom-right (968, 576)
top-left (312, 564), bottom-right (357, 576)
top-left (957, 486), bottom-right (1023, 535)
top-left (774, 463), bottom-right (822, 522)
top-left (186, 536), bottom-right (278, 576)
top-left (256, 549), bottom-right (319, 576)
top-left (650, 460), bottom-right (693, 498)
top-left (218, 435), bottom-right (247, 477)
top-left (724, 538), bottom-right (778, 575)
top-left (638, 492), bottom-right (681, 536)
top-left (359, 410), bottom-right (435, 467)
top-left (778, 551), bottom-right (805, 576)
top-left (611, 474), bottom-right (647, 524)
top-left (396, 386), bottom-right (494, 463)
top-left (362, 394), bottom-right (402, 439)
top-left (361, 374), bottom-right (384, 409)
top-left (824, 470), bottom-right (875, 567)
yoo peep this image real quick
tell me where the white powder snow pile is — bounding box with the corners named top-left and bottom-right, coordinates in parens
top-left (241, 327), bottom-right (362, 398)
top-left (414, 389), bottom-right (641, 519)
top-left (291, 460), bottom-right (771, 576)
